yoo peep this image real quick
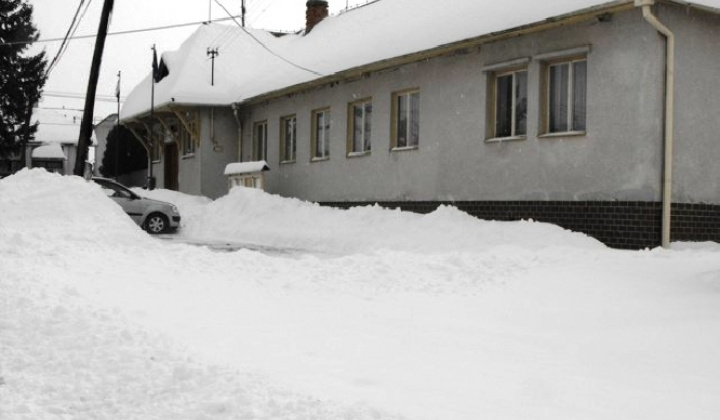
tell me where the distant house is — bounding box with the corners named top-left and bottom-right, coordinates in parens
top-left (121, 0), bottom-right (720, 248)
top-left (31, 143), bottom-right (66, 174)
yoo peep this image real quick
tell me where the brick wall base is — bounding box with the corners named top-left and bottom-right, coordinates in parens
top-left (319, 200), bottom-right (720, 249)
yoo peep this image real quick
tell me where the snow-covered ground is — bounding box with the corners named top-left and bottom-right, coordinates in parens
top-left (2, 169), bottom-right (720, 419)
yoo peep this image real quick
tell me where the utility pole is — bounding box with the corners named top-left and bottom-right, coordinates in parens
top-left (241, 0), bottom-right (246, 27)
top-left (207, 48), bottom-right (219, 86)
top-left (74, 0), bottom-right (114, 177)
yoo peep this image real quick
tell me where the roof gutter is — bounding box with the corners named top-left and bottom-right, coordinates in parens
top-left (636, 0), bottom-right (675, 248)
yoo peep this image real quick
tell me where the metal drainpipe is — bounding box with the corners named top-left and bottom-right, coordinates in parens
top-left (636, 0), bottom-right (675, 248)
top-left (231, 103), bottom-right (243, 162)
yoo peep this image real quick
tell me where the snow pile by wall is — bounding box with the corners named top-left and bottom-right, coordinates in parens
top-left (0, 169), bottom-right (149, 250)
top-left (181, 186), bottom-right (604, 254)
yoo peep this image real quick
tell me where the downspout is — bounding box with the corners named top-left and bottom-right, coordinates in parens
top-left (231, 103), bottom-right (243, 162)
top-left (636, 0), bottom-right (675, 248)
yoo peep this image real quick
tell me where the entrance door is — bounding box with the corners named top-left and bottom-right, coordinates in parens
top-left (164, 142), bottom-right (179, 191)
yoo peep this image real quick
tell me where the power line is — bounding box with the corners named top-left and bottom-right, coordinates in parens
top-left (212, 0), bottom-right (323, 77)
top-left (46, 0), bottom-right (88, 76)
top-left (43, 91), bottom-right (124, 103)
top-left (0, 16), bottom-right (243, 47)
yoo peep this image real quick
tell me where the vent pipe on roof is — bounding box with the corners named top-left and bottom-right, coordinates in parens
top-left (306, 0), bottom-right (329, 34)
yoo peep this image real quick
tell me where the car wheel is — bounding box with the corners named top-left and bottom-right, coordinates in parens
top-left (144, 213), bottom-right (168, 234)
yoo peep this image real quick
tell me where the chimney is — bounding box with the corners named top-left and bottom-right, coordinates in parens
top-left (306, 0), bottom-right (329, 34)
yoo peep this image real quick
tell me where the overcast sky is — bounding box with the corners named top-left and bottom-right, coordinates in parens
top-left (28, 0), bottom-right (366, 134)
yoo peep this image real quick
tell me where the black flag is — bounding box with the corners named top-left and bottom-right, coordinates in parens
top-left (152, 47), bottom-right (159, 83)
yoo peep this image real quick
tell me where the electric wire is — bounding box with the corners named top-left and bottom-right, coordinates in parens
top-left (212, 0), bottom-right (323, 77)
top-left (50, 0), bottom-right (95, 75)
top-left (45, 0), bottom-right (87, 76)
top-left (0, 16), bottom-right (244, 47)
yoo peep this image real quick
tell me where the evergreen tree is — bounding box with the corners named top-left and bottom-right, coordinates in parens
top-left (0, 0), bottom-right (47, 159)
top-left (99, 125), bottom-right (148, 177)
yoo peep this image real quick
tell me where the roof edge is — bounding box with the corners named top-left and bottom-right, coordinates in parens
top-left (239, 0), bottom-right (636, 106)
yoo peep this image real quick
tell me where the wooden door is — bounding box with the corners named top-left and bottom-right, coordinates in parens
top-left (164, 143), bottom-right (178, 191)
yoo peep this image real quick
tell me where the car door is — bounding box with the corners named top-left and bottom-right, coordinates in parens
top-left (97, 181), bottom-right (145, 225)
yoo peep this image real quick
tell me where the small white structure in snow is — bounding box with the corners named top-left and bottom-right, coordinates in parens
top-left (224, 161), bottom-right (269, 191)
top-left (31, 143), bottom-right (67, 174)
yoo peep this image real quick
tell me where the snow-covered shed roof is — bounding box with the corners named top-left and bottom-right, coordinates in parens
top-left (121, 0), bottom-right (720, 120)
top-left (32, 143), bottom-right (67, 160)
top-left (225, 161), bottom-right (270, 176)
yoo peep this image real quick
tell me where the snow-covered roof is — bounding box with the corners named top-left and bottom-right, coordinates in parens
top-left (31, 143), bottom-right (67, 160)
top-left (121, 0), bottom-right (720, 120)
top-left (224, 161), bottom-right (270, 176)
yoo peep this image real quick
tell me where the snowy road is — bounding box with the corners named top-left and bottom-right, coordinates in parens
top-left (3, 170), bottom-right (720, 419)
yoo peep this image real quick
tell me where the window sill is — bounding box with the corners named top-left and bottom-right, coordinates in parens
top-left (182, 153), bottom-right (195, 160)
top-left (280, 160), bottom-right (296, 165)
top-left (485, 135), bottom-right (527, 143)
top-left (152, 160), bottom-right (161, 164)
top-left (391, 145), bottom-right (419, 152)
top-left (347, 150), bottom-right (371, 158)
top-left (539, 131), bottom-right (586, 139)
top-left (311, 156), bottom-right (329, 163)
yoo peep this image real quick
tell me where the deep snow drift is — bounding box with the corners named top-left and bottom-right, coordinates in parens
top-left (2, 170), bottom-right (720, 419)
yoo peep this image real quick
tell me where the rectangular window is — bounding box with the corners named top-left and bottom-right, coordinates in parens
top-left (181, 128), bottom-right (195, 156)
top-left (348, 99), bottom-right (372, 155)
top-left (492, 69), bottom-right (528, 139)
top-left (253, 120), bottom-right (268, 161)
top-left (311, 108), bottom-right (330, 160)
top-left (392, 89), bottom-right (420, 149)
top-left (280, 115), bottom-right (296, 163)
top-left (546, 58), bottom-right (587, 134)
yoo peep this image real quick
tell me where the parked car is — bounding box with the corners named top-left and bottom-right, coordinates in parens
top-left (93, 177), bottom-right (181, 234)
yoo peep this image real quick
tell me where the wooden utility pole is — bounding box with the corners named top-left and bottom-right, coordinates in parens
top-left (241, 0), bottom-right (246, 27)
top-left (74, 0), bottom-right (115, 176)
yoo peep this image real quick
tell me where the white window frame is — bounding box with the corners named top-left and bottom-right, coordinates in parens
top-left (543, 57), bottom-right (587, 136)
top-left (391, 89), bottom-right (420, 150)
top-left (252, 120), bottom-right (268, 161)
top-left (347, 98), bottom-right (372, 156)
top-left (489, 68), bottom-right (528, 141)
top-left (280, 115), bottom-right (296, 164)
top-left (311, 108), bottom-right (330, 161)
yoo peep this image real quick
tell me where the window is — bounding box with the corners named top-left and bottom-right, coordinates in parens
top-left (391, 89), bottom-right (420, 149)
top-left (280, 115), bottom-right (296, 163)
top-left (181, 126), bottom-right (195, 156)
top-left (253, 120), bottom-right (268, 161)
top-left (311, 108), bottom-right (330, 160)
top-left (490, 69), bottom-right (527, 139)
top-left (545, 58), bottom-right (587, 134)
top-left (348, 99), bottom-right (372, 155)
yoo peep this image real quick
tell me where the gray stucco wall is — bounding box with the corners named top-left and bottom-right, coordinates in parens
top-left (199, 107), bottom-right (240, 199)
top-left (150, 107), bottom-right (238, 199)
top-left (235, 5), bottom-right (718, 205)
top-left (663, 5), bottom-right (720, 204)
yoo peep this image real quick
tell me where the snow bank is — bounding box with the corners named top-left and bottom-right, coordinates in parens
top-left (180, 186), bottom-right (604, 254)
top-left (131, 186), bottom-right (212, 225)
top-left (2, 168), bottom-right (720, 420)
top-left (0, 169), bottom-right (149, 250)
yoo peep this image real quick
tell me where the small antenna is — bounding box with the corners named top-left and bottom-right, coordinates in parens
top-left (207, 48), bottom-right (219, 86)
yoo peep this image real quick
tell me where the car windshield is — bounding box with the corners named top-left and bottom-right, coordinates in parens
top-left (96, 180), bottom-right (135, 200)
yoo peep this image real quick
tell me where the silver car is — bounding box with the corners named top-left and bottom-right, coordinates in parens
top-left (93, 177), bottom-right (181, 234)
